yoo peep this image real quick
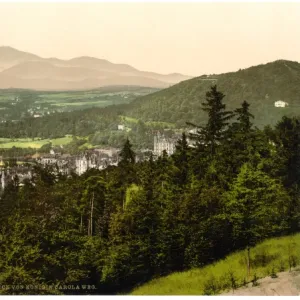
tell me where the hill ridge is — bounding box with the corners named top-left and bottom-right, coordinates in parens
top-left (0, 46), bottom-right (192, 90)
top-left (125, 59), bottom-right (300, 128)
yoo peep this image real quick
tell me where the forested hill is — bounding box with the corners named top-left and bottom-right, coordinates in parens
top-left (126, 59), bottom-right (300, 128)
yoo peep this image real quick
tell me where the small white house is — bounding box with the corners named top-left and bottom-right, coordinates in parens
top-left (118, 125), bottom-right (125, 131)
top-left (274, 100), bottom-right (289, 108)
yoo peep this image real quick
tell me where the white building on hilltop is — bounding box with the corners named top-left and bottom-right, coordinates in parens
top-left (274, 100), bottom-right (289, 108)
top-left (154, 133), bottom-right (176, 156)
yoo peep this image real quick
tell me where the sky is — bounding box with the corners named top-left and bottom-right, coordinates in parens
top-left (0, 2), bottom-right (300, 76)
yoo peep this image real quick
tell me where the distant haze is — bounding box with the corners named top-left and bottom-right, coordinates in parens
top-left (0, 2), bottom-right (300, 76)
top-left (0, 47), bottom-right (192, 90)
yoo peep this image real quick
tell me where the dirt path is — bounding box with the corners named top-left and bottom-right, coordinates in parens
top-left (221, 268), bottom-right (300, 296)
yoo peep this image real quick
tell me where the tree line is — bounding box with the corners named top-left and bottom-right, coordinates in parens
top-left (0, 85), bottom-right (300, 295)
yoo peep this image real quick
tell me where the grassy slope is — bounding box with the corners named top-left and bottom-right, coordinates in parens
top-left (131, 233), bottom-right (300, 295)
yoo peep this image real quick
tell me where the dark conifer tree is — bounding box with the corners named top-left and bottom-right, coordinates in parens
top-left (233, 100), bottom-right (254, 133)
top-left (272, 116), bottom-right (300, 232)
top-left (119, 138), bottom-right (136, 165)
top-left (188, 85), bottom-right (233, 156)
top-left (219, 100), bottom-right (255, 182)
top-left (173, 132), bottom-right (190, 185)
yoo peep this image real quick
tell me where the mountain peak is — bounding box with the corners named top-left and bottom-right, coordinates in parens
top-left (69, 56), bottom-right (111, 64)
top-left (0, 46), bottom-right (40, 61)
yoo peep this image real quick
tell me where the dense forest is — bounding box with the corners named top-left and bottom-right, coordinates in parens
top-left (1, 85), bottom-right (300, 295)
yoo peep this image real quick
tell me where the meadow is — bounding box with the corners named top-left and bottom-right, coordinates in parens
top-left (35, 91), bottom-right (133, 110)
top-left (131, 234), bottom-right (300, 295)
top-left (0, 87), bottom-right (159, 121)
top-left (0, 136), bottom-right (74, 149)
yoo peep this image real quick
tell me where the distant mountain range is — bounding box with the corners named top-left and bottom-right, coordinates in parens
top-left (0, 46), bottom-right (192, 90)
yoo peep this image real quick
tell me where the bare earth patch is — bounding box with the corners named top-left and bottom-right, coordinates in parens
top-left (221, 268), bottom-right (300, 296)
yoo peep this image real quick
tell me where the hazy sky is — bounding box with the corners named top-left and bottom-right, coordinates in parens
top-left (1, 2), bottom-right (300, 76)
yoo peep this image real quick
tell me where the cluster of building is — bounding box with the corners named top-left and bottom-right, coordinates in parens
top-left (38, 148), bottom-right (121, 176)
top-left (153, 132), bottom-right (177, 156)
top-left (0, 132), bottom-right (194, 192)
top-left (153, 130), bottom-right (198, 156)
top-left (0, 148), bottom-right (121, 192)
top-left (0, 166), bottom-right (32, 191)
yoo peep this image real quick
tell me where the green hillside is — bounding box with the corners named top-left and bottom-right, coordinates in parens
top-left (131, 234), bottom-right (300, 295)
top-left (126, 60), bottom-right (300, 128)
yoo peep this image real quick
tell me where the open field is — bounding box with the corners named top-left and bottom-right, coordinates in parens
top-left (120, 115), bottom-right (139, 124)
top-left (0, 87), bottom-right (160, 121)
top-left (50, 101), bottom-right (111, 107)
top-left (131, 234), bottom-right (300, 295)
top-left (0, 136), bottom-right (75, 149)
top-left (79, 142), bottom-right (95, 149)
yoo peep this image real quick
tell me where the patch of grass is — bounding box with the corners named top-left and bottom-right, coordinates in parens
top-left (120, 116), bottom-right (139, 124)
top-left (78, 142), bottom-right (94, 149)
top-left (0, 136), bottom-right (79, 149)
top-left (131, 234), bottom-right (300, 295)
top-left (0, 140), bottom-right (47, 149)
top-left (50, 136), bottom-right (75, 146)
top-left (51, 101), bottom-right (110, 107)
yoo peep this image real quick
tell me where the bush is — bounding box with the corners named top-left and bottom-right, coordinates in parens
top-left (279, 260), bottom-right (285, 272)
top-left (289, 255), bottom-right (298, 270)
top-left (252, 248), bottom-right (278, 268)
top-left (252, 273), bottom-right (259, 287)
top-left (227, 270), bottom-right (237, 291)
top-left (270, 266), bottom-right (278, 278)
top-left (203, 276), bottom-right (219, 295)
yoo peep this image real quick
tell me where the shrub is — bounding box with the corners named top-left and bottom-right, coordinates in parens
top-left (228, 270), bottom-right (237, 291)
top-left (252, 273), bottom-right (259, 287)
top-left (203, 276), bottom-right (219, 295)
top-left (270, 266), bottom-right (278, 278)
top-left (278, 260), bottom-right (285, 272)
top-left (252, 247), bottom-right (278, 268)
